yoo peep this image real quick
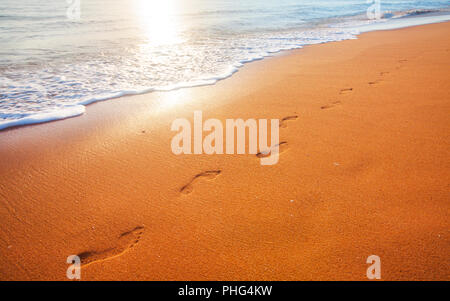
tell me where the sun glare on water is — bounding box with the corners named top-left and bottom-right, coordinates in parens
top-left (134, 0), bottom-right (182, 46)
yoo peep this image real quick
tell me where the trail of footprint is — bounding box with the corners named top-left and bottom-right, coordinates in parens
top-left (180, 170), bottom-right (222, 194)
top-left (319, 87), bottom-right (351, 110)
top-left (280, 115), bottom-right (298, 128)
top-left (321, 100), bottom-right (341, 110)
top-left (339, 88), bottom-right (353, 94)
top-left (256, 141), bottom-right (289, 158)
top-left (77, 226), bottom-right (145, 267)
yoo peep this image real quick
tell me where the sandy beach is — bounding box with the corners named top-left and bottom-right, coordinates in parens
top-left (0, 22), bottom-right (449, 280)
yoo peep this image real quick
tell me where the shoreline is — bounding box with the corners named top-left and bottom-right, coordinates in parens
top-left (0, 22), bottom-right (449, 280)
top-left (1, 13), bottom-right (450, 132)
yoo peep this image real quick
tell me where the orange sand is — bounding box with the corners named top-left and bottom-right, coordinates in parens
top-left (0, 22), bottom-right (449, 281)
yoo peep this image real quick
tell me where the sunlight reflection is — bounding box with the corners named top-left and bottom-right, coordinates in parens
top-left (134, 0), bottom-right (182, 46)
top-left (155, 88), bottom-right (191, 112)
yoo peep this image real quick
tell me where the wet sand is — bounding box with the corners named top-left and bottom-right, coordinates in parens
top-left (0, 22), bottom-right (449, 280)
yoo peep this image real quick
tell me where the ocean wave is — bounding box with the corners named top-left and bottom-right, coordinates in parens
top-left (0, 105), bottom-right (85, 131)
top-left (382, 8), bottom-right (441, 19)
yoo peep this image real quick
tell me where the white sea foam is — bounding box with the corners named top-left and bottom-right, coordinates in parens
top-left (0, 105), bottom-right (85, 130)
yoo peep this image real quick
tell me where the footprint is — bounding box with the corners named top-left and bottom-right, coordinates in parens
top-left (77, 226), bottom-right (144, 267)
top-left (180, 170), bottom-right (221, 194)
top-left (368, 79), bottom-right (382, 86)
top-left (396, 59), bottom-right (408, 70)
top-left (256, 141), bottom-right (289, 158)
top-left (280, 115), bottom-right (298, 128)
top-left (321, 100), bottom-right (341, 110)
top-left (339, 88), bottom-right (353, 94)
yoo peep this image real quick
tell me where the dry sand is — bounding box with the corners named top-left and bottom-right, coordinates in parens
top-left (0, 22), bottom-right (449, 280)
